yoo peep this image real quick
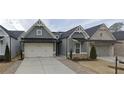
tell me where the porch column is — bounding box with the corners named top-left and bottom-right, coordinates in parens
top-left (111, 45), bottom-right (114, 57)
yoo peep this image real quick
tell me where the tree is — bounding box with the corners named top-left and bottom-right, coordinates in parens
top-left (90, 45), bottom-right (97, 59)
top-left (5, 44), bottom-right (11, 62)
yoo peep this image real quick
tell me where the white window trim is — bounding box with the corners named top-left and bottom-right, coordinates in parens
top-left (68, 27), bottom-right (89, 39)
top-left (75, 42), bottom-right (81, 54)
top-left (36, 29), bottom-right (42, 35)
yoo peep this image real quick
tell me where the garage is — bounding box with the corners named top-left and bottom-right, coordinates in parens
top-left (24, 43), bottom-right (54, 57)
top-left (95, 45), bottom-right (112, 57)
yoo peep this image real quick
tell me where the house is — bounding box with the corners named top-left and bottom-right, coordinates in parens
top-left (113, 31), bottom-right (124, 56)
top-left (21, 20), bottom-right (57, 58)
top-left (59, 25), bottom-right (89, 59)
top-left (59, 24), bottom-right (116, 59)
top-left (21, 20), bottom-right (117, 59)
top-left (85, 24), bottom-right (116, 57)
top-left (0, 25), bottom-right (24, 60)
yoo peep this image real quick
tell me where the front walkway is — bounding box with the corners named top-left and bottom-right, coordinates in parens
top-left (15, 57), bottom-right (75, 74)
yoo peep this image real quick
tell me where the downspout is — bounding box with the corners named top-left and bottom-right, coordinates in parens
top-left (22, 38), bottom-right (25, 59)
top-left (10, 36), bottom-right (11, 61)
top-left (66, 38), bottom-right (67, 58)
top-left (55, 40), bottom-right (57, 56)
top-left (20, 40), bottom-right (23, 60)
top-left (56, 40), bottom-right (58, 56)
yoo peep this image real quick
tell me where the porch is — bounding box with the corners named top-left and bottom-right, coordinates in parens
top-left (67, 38), bottom-right (89, 59)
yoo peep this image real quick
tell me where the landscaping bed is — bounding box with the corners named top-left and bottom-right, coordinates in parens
top-left (0, 55), bottom-right (22, 74)
top-left (57, 56), bottom-right (124, 74)
top-left (78, 59), bottom-right (124, 74)
top-left (57, 57), bottom-right (97, 74)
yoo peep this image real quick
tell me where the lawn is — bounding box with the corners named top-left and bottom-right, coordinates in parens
top-left (78, 59), bottom-right (124, 74)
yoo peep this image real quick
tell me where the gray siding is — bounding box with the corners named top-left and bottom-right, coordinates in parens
top-left (25, 27), bottom-right (53, 38)
top-left (0, 28), bottom-right (21, 58)
top-left (0, 37), bottom-right (6, 55)
top-left (81, 42), bottom-right (87, 52)
top-left (60, 38), bottom-right (88, 55)
top-left (11, 37), bottom-right (21, 58)
top-left (53, 43), bottom-right (56, 52)
top-left (68, 38), bottom-right (74, 52)
top-left (60, 39), bottom-right (67, 55)
top-left (0, 28), bottom-right (9, 56)
top-left (71, 32), bottom-right (85, 39)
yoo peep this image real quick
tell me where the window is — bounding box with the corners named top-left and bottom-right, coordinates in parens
top-left (75, 43), bottom-right (80, 53)
top-left (36, 29), bottom-right (42, 35)
top-left (0, 39), bottom-right (3, 44)
top-left (56, 35), bottom-right (59, 39)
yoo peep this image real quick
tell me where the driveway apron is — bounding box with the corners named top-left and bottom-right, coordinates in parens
top-left (15, 57), bottom-right (75, 74)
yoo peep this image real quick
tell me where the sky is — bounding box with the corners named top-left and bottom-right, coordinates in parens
top-left (0, 19), bottom-right (124, 32)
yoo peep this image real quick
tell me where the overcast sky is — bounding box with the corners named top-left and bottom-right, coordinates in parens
top-left (0, 19), bottom-right (124, 32)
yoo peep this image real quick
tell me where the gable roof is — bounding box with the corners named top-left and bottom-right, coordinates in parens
top-left (23, 19), bottom-right (56, 39)
top-left (85, 24), bottom-right (104, 37)
top-left (61, 25), bottom-right (85, 39)
top-left (52, 32), bottom-right (64, 38)
top-left (113, 31), bottom-right (124, 40)
top-left (0, 25), bottom-right (24, 39)
top-left (61, 26), bottom-right (79, 39)
top-left (71, 32), bottom-right (86, 39)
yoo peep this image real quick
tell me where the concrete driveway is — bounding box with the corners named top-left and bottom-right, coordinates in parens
top-left (15, 57), bottom-right (75, 74)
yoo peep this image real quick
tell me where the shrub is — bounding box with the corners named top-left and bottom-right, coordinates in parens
top-left (90, 45), bottom-right (97, 59)
top-left (5, 44), bottom-right (11, 62)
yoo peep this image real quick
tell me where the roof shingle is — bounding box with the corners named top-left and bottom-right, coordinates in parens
top-left (7, 30), bottom-right (24, 39)
top-left (60, 26), bottom-right (81, 39)
top-left (0, 25), bottom-right (24, 39)
top-left (113, 31), bottom-right (124, 40)
top-left (85, 24), bottom-right (104, 37)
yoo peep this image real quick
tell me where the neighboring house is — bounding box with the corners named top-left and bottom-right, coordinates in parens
top-left (113, 31), bottom-right (124, 56)
top-left (0, 25), bottom-right (24, 59)
top-left (21, 20), bottom-right (57, 58)
top-left (85, 24), bottom-right (116, 57)
top-left (59, 24), bottom-right (116, 59)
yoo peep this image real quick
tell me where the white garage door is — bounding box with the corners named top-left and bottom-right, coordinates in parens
top-left (96, 46), bottom-right (111, 57)
top-left (24, 43), bottom-right (54, 57)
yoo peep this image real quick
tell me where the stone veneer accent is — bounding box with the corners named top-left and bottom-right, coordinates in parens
top-left (72, 54), bottom-right (88, 59)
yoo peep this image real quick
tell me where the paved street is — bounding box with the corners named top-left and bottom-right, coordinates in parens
top-left (15, 57), bottom-right (75, 74)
